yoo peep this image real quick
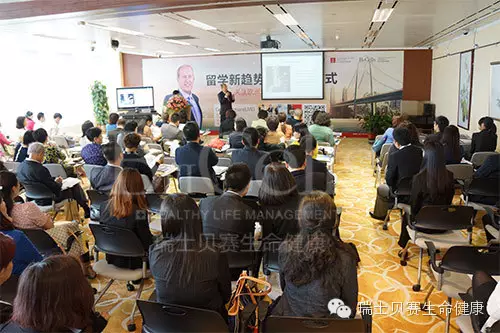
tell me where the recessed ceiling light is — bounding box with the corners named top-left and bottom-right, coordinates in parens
top-left (164, 39), bottom-right (191, 46)
top-left (204, 47), bottom-right (220, 52)
top-left (274, 13), bottom-right (298, 26)
top-left (372, 8), bottom-right (394, 22)
top-left (226, 34), bottom-right (248, 44)
top-left (184, 19), bottom-right (217, 31)
top-left (106, 26), bottom-right (145, 36)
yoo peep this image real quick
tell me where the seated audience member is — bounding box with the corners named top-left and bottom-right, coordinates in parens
top-left (2, 255), bottom-right (107, 333)
top-left (300, 135), bottom-right (327, 174)
top-left (429, 115), bottom-right (450, 142)
top-left (372, 116), bottom-right (402, 155)
top-left (468, 154), bottom-right (500, 205)
top-left (0, 233), bottom-right (15, 323)
top-left (16, 142), bottom-right (91, 218)
top-left (117, 121), bottom-right (138, 151)
top-left (251, 110), bottom-right (268, 129)
top-left (0, 171), bottom-right (94, 278)
top-left (106, 112), bottom-right (119, 133)
top-left (89, 142), bottom-right (123, 192)
top-left (231, 127), bottom-right (269, 180)
top-left (48, 113), bottom-right (64, 138)
top-left (199, 164), bottom-right (258, 245)
top-left (108, 118), bottom-right (126, 143)
top-left (256, 127), bottom-right (285, 155)
top-left (99, 168), bottom-right (153, 269)
top-left (176, 121), bottom-right (219, 185)
top-left (442, 125), bottom-right (464, 164)
top-left (398, 140), bottom-right (455, 251)
top-left (32, 128), bottom-right (71, 175)
top-left (34, 112), bottom-right (46, 130)
top-left (81, 127), bottom-right (107, 166)
top-left (14, 116), bottom-right (26, 143)
top-left (121, 133), bottom-right (155, 181)
top-left (468, 271), bottom-right (500, 332)
top-left (308, 113), bottom-right (336, 146)
top-left (79, 120), bottom-right (94, 148)
top-left (388, 121), bottom-right (423, 155)
top-left (278, 112), bottom-right (293, 140)
top-left (161, 112), bottom-right (183, 141)
top-left (0, 198), bottom-right (42, 276)
top-left (258, 163), bottom-right (301, 239)
top-left (470, 116), bottom-right (498, 158)
top-left (287, 108), bottom-right (303, 127)
top-left (273, 191), bottom-right (358, 317)
top-left (220, 109), bottom-right (236, 137)
top-left (284, 145), bottom-right (326, 192)
top-left (14, 131), bottom-right (35, 163)
top-left (149, 194), bottom-right (231, 318)
top-left (265, 116), bottom-right (285, 144)
top-left (228, 118), bottom-right (247, 149)
top-left (370, 127), bottom-right (423, 220)
top-left (291, 123), bottom-right (310, 144)
top-left (138, 115), bottom-right (158, 141)
top-left (24, 112), bottom-right (35, 131)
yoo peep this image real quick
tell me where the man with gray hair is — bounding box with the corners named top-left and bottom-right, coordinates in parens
top-left (17, 142), bottom-right (91, 218)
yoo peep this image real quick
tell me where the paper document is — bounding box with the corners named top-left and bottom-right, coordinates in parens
top-left (61, 177), bottom-right (81, 190)
top-left (145, 153), bottom-right (163, 169)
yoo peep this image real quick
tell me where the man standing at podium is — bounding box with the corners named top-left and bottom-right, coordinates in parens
top-left (163, 64), bottom-right (203, 128)
top-left (218, 83), bottom-right (235, 124)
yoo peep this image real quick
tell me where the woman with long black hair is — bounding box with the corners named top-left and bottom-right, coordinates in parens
top-left (273, 192), bottom-right (358, 318)
top-left (398, 140), bottom-right (455, 251)
top-left (442, 125), bottom-right (464, 164)
top-left (470, 116), bottom-right (498, 157)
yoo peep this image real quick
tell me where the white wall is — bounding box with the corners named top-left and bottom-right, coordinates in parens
top-left (0, 32), bottom-right (122, 139)
top-left (431, 19), bottom-right (500, 150)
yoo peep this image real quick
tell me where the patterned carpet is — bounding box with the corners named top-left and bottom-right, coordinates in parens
top-left (88, 138), bottom-right (486, 333)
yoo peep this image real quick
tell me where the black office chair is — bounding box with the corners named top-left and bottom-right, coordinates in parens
top-left (426, 242), bottom-right (500, 333)
top-left (464, 177), bottom-right (500, 210)
top-left (89, 223), bottom-right (149, 332)
top-left (262, 240), bottom-right (281, 276)
top-left (21, 229), bottom-right (64, 257)
top-left (87, 190), bottom-right (109, 221)
top-left (265, 311), bottom-right (372, 333)
top-left (213, 238), bottom-right (262, 278)
top-left (383, 177), bottom-right (412, 231)
top-left (22, 182), bottom-right (67, 219)
top-left (137, 300), bottom-right (229, 333)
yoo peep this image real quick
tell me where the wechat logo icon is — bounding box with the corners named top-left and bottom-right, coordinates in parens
top-left (327, 298), bottom-right (352, 319)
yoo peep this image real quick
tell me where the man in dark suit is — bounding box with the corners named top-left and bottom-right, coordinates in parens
top-left (89, 142), bottom-right (123, 192)
top-left (121, 133), bottom-right (156, 181)
top-left (163, 65), bottom-right (203, 128)
top-left (299, 135), bottom-right (328, 174)
top-left (218, 83), bottom-right (235, 124)
top-left (199, 163), bottom-right (259, 250)
top-left (284, 145), bottom-right (327, 193)
top-left (370, 127), bottom-right (424, 220)
top-left (228, 118), bottom-right (247, 149)
top-left (175, 121), bottom-right (219, 186)
top-left (231, 127), bottom-right (270, 180)
top-left (16, 142), bottom-right (91, 218)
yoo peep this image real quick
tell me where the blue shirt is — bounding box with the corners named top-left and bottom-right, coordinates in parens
top-left (81, 143), bottom-right (107, 166)
top-left (1, 230), bottom-right (43, 276)
top-left (106, 124), bottom-right (117, 133)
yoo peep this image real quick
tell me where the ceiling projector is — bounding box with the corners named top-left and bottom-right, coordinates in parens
top-left (261, 35), bottom-right (281, 49)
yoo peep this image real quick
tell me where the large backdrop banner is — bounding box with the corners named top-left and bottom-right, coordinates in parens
top-left (143, 51), bottom-right (404, 130)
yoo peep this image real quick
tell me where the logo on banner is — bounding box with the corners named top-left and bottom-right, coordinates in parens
top-left (330, 58), bottom-right (336, 63)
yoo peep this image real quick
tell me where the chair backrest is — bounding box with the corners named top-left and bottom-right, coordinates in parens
top-left (379, 143), bottom-right (392, 162)
top-left (21, 229), bottom-right (63, 257)
top-left (394, 177), bottom-right (412, 196)
top-left (141, 174), bottom-right (155, 193)
top-left (53, 136), bottom-right (69, 149)
top-left (142, 137), bottom-right (153, 144)
top-left (374, 134), bottom-right (383, 142)
top-left (216, 157), bottom-right (232, 167)
top-left (265, 316), bottom-right (366, 333)
top-left (22, 183), bottom-right (55, 201)
top-left (83, 164), bottom-right (103, 179)
top-left (446, 164), bottom-right (474, 182)
top-left (440, 245), bottom-right (500, 275)
top-left (87, 189), bottom-right (109, 221)
top-left (137, 300), bottom-right (228, 333)
top-left (179, 177), bottom-right (215, 196)
top-left (262, 240), bottom-right (281, 275)
top-left (89, 223), bottom-right (146, 257)
top-left (4, 161), bottom-right (20, 173)
top-left (246, 180), bottom-right (262, 198)
top-left (147, 193), bottom-right (165, 214)
top-left (471, 152), bottom-right (499, 168)
top-left (414, 206), bottom-right (474, 231)
top-left (44, 163), bottom-right (68, 179)
top-left (380, 152), bottom-right (390, 171)
top-left (466, 178), bottom-right (500, 198)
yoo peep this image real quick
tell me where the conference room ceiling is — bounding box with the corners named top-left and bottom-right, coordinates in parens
top-left (0, 0), bottom-right (499, 55)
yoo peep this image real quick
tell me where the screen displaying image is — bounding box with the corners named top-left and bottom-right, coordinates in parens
top-left (116, 87), bottom-right (154, 109)
top-left (261, 52), bottom-right (323, 100)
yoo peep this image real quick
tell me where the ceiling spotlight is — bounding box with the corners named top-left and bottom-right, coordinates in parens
top-left (371, 8), bottom-right (394, 22)
top-left (335, 30), bottom-right (340, 40)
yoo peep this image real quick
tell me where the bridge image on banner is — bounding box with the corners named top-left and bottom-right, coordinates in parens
top-left (325, 52), bottom-right (404, 119)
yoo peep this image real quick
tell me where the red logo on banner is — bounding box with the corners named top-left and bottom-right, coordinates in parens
top-left (330, 58), bottom-right (336, 63)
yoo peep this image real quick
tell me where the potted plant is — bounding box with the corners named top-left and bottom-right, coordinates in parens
top-left (90, 81), bottom-right (110, 127)
top-left (357, 106), bottom-right (396, 143)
